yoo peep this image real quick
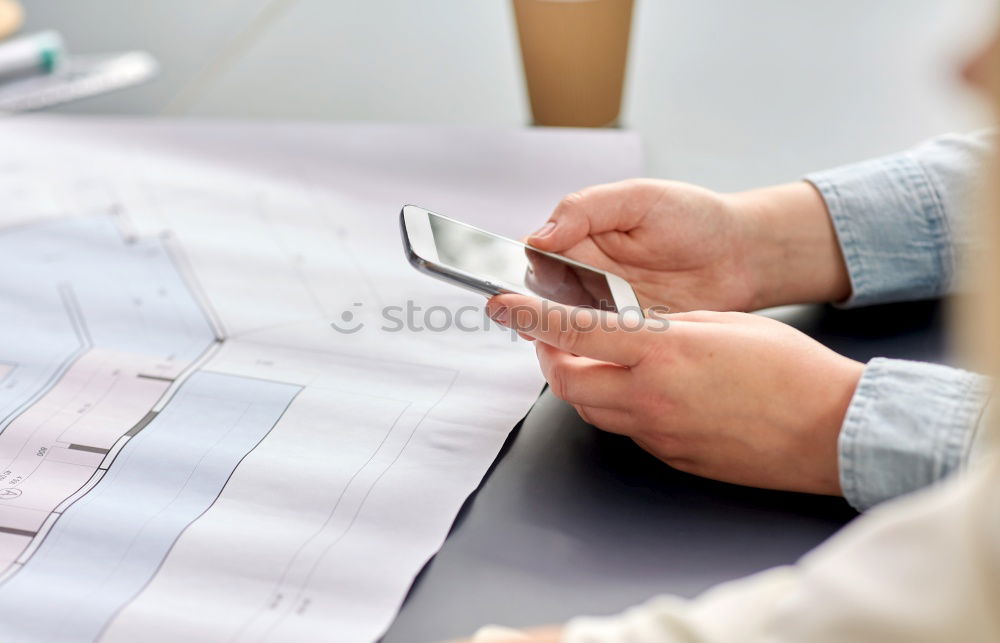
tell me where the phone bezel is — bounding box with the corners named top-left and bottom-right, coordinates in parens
top-left (400, 204), bottom-right (641, 311)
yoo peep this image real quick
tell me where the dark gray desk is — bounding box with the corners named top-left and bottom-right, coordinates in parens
top-left (383, 300), bottom-right (947, 642)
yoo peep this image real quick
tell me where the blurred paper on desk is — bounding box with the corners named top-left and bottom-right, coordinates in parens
top-left (0, 118), bottom-right (639, 643)
top-left (0, 50), bottom-right (157, 113)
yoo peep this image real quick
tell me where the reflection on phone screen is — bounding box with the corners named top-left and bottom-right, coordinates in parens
top-left (429, 214), bottom-right (617, 311)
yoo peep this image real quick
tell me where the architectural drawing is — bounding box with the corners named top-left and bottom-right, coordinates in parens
top-left (0, 118), bottom-right (639, 642)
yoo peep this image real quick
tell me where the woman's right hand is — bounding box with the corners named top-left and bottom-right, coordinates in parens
top-left (486, 293), bottom-right (863, 496)
top-left (526, 179), bottom-right (852, 313)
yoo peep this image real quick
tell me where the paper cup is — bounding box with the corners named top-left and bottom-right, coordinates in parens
top-left (513, 0), bottom-right (634, 127)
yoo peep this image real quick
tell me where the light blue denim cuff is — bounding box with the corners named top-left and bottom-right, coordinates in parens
top-left (839, 357), bottom-right (991, 511)
top-left (805, 154), bottom-right (954, 308)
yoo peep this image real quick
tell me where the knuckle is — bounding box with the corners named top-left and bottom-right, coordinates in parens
top-left (620, 178), bottom-right (663, 202)
top-left (536, 352), bottom-right (553, 381)
top-left (558, 190), bottom-right (586, 210)
top-left (599, 411), bottom-right (630, 434)
top-left (548, 362), bottom-right (572, 401)
top-left (512, 305), bottom-right (537, 332)
top-left (640, 431), bottom-right (689, 459)
top-left (619, 177), bottom-right (647, 191)
top-left (554, 190), bottom-right (588, 220)
top-left (627, 409), bottom-right (652, 435)
top-left (565, 308), bottom-right (601, 354)
top-left (640, 334), bottom-right (673, 365)
top-left (561, 326), bottom-right (583, 355)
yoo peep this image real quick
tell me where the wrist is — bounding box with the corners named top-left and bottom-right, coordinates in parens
top-left (731, 182), bottom-right (851, 310)
top-left (810, 356), bottom-right (865, 496)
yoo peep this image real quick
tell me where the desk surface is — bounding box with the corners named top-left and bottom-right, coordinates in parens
top-left (383, 301), bottom-right (947, 641)
top-left (13, 2), bottom-right (970, 640)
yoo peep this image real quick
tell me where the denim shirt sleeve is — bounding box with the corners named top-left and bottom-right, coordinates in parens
top-left (839, 357), bottom-right (992, 511)
top-left (805, 131), bottom-right (994, 308)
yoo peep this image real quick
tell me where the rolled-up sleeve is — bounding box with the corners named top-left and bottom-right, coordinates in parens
top-left (838, 357), bottom-right (992, 511)
top-left (805, 131), bottom-right (992, 308)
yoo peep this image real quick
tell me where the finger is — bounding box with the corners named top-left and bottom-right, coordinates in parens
top-left (573, 403), bottom-right (635, 436)
top-left (487, 293), bottom-right (660, 366)
top-left (526, 180), bottom-right (656, 252)
top-left (535, 342), bottom-right (630, 408)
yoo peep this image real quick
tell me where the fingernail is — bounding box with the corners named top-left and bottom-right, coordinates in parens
top-left (530, 221), bottom-right (556, 239)
top-left (489, 304), bottom-right (509, 325)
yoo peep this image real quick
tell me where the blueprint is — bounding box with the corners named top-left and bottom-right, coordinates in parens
top-left (0, 117), bottom-right (641, 642)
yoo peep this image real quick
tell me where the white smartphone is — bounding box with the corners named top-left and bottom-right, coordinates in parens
top-left (400, 205), bottom-right (641, 312)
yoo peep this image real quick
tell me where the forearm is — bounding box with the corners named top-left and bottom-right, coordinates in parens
top-left (733, 132), bottom-right (993, 310)
top-left (733, 181), bottom-right (851, 310)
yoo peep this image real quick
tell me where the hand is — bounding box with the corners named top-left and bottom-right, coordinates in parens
top-left (486, 294), bottom-right (864, 496)
top-left (526, 179), bottom-right (851, 313)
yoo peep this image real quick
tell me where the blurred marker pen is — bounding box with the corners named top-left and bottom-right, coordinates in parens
top-left (0, 30), bottom-right (64, 81)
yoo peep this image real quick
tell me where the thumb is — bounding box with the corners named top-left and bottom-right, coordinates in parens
top-left (526, 181), bottom-right (646, 252)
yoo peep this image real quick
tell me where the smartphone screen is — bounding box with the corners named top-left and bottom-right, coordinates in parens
top-left (428, 214), bottom-right (618, 311)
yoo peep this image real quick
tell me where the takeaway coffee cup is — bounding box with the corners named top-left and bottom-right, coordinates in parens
top-left (512, 0), bottom-right (634, 127)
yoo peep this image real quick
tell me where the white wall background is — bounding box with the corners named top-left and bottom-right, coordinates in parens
top-left (25, 0), bottom-right (999, 189)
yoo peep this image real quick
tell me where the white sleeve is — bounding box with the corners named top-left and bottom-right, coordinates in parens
top-left (563, 458), bottom-right (1000, 643)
